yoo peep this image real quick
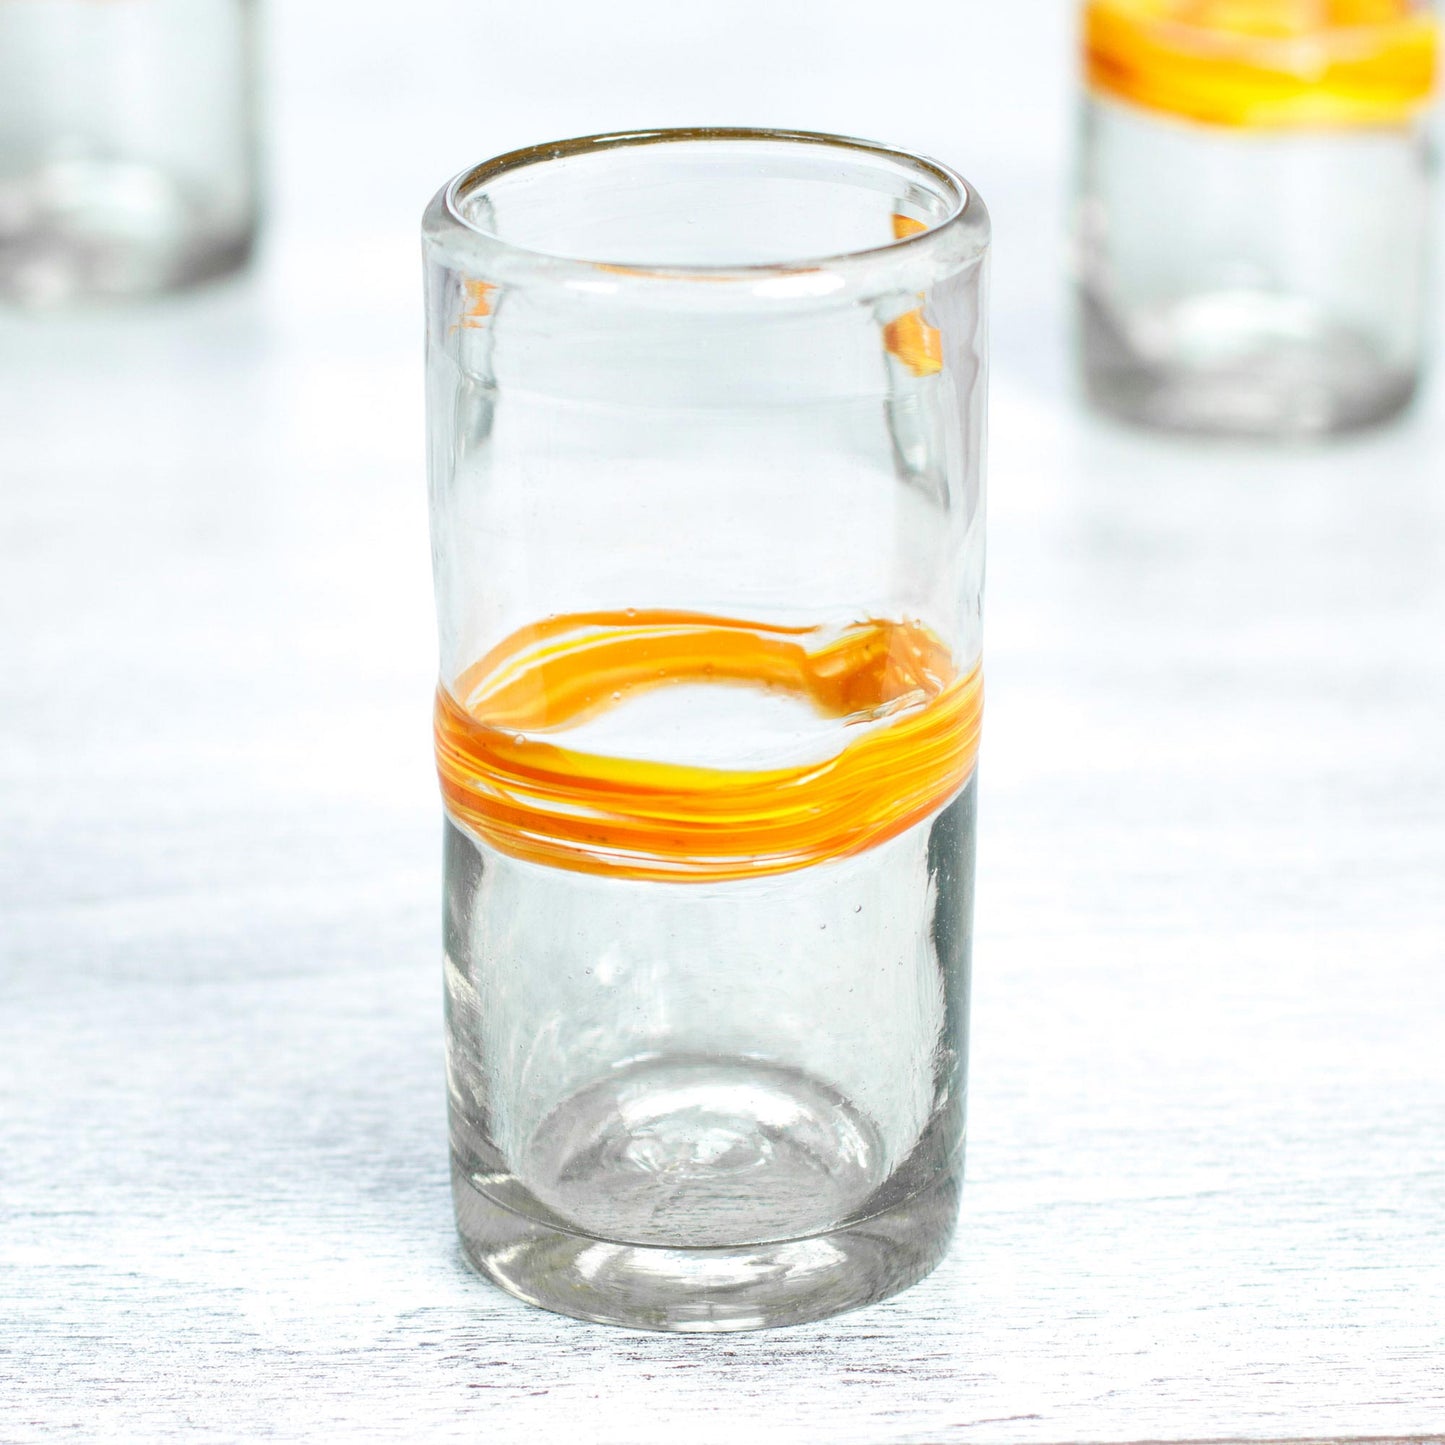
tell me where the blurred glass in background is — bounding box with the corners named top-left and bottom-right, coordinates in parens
top-left (1076, 0), bottom-right (1438, 436)
top-left (0, 0), bottom-right (258, 305)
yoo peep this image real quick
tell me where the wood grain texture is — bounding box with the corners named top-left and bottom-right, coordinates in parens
top-left (3, 6), bottom-right (1445, 1441)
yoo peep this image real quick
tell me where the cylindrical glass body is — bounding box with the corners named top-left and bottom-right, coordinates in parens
top-left (423, 130), bottom-right (989, 1332)
top-left (0, 0), bottom-right (258, 304)
top-left (1076, 0), bottom-right (1437, 436)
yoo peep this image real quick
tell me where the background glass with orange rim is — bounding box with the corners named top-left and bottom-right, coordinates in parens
top-left (1076, 0), bottom-right (1439, 435)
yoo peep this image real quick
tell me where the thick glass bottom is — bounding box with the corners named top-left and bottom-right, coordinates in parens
top-left (1080, 289), bottom-right (1417, 438)
top-left (0, 158), bottom-right (252, 304)
top-left (451, 1053), bottom-right (961, 1332)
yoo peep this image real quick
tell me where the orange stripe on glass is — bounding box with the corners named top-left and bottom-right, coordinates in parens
top-left (1084, 0), bottom-right (1438, 127)
top-left (460, 278), bottom-right (495, 326)
top-left (884, 310), bottom-right (944, 376)
top-left (891, 213), bottom-right (930, 240)
top-left (884, 214), bottom-right (944, 377)
top-left (435, 611), bottom-right (982, 882)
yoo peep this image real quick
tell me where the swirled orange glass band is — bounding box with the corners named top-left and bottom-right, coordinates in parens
top-left (435, 611), bottom-right (983, 883)
top-left (1085, 0), bottom-right (1438, 127)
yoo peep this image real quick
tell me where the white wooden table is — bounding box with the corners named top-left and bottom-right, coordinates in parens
top-left (3, 3), bottom-right (1444, 1440)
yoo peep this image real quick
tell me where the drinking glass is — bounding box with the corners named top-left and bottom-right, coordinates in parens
top-left (1076, 0), bottom-right (1437, 436)
top-left (423, 129), bottom-right (989, 1332)
top-left (0, 0), bottom-right (259, 304)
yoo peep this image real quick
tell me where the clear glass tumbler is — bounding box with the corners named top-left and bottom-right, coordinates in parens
top-left (0, 0), bottom-right (259, 304)
top-left (423, 129), bottom-right (990, 1331)
top-left (1076, 0), bottom-right (1438, 436)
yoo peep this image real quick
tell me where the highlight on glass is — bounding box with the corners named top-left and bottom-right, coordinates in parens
top-left (423, 129), bottom-right (990, 1332)
top-left (1076, 0), bottom-right (1438, 436)
top-left (0, 0), bottom-right (259, 304)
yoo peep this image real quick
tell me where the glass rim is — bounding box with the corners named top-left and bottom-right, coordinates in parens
top-left (423, 127), bottom-right (988, 294)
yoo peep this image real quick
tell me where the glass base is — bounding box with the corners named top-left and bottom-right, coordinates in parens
top-left (1080, 289), bottom-right (1418, 439)
top-left (0, 158), bottom-right (253, 304)
top-left (451, 1054), bottom-right (961, 1332)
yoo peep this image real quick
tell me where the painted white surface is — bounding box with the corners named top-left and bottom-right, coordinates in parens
top-left (2, 2), bottom-right (1444, 1440)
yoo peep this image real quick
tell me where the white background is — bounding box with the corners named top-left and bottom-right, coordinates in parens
top-left (2, 2), bottom-right (1444, 1442)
